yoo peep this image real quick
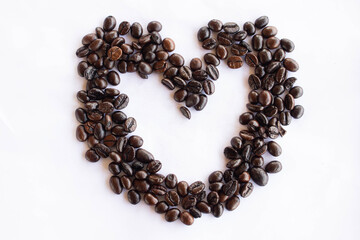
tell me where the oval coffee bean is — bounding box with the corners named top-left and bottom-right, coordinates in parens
top-left (227, 56), bottom-right (243, 69)
top-left (283, 58), bottom-right (299, 72)
top-left (281, 38), bottom-right (295, 52)
top-left (250, 167), bottom-right (268, 186)
top-left (165, 208), bottom-right (180, 222)
top-left (127, 190), bottom-right (141, 205)
top-left (268, 141), bottom-right (282, 156)
top-left (109, 176), bottom-right (123, 194)
top-left (255, 16), bottom-right (269, 29)
top-left (291, 105), bottom-right (304, 119)
top-left (265, 161), bottom-right (282, 173)
top-left (225, 196), bottom-right (240, 211)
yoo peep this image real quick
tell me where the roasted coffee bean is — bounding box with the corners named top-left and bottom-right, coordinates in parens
top-left (284, 93), bottom-right (295, 110)
top-left (252, 34), bottom-right (264, 50)
top-left (204, 53), bottom-right (220, 66)
top-left (245, 53), bottom-right (259, 67)
top-left (174, 89), bottom-right (188, 102)
top-left (155, 201), bottom-right (169, 214)
top-left (180, 106), bottom-right (191, 119)
top-left (268, 141), bottom-right (282, 156)
top-left (255, 112), bottom-right (268, 126)
top-left (265, 61), bottom-right (281, 73)
top-left (206, 64), bottom-right (219, 80)
top-left (177, 181), bottom-right (189, 197)
top-left (129, 52), bottom-right (143, 62)
top-left (147, 174), bottom-right (165, 185)
top-left (223, 22), bottom-right (239, 33)
top-left (162, 38), bottom-right (175, 52)
top-left (161, 78), bottom-right (175, 90)
top-left (172, 76), bottom-right (186, 88)
top-left (188, 181), bottom-right (205, 195)
top-left (230, 137), bottom-right (243, 151)
top-left (227, 56), bottom-right (243, 69)
top-left (113, 94), bottom-right (129, 110)
top-left (93, 143), bottom-right (111, 158)
top-left (109, 176), bottom-right (123, 194)
top-left (246, 103), bottom-right (264, 112)
top-left (284, 77), bottom-right (297, 90)
top-left (189, 208), bottom-right (202, 218)
top-left (255, 16), bottom-right (269, 29)
top-left (234, 30), bottom-right (247, 41)
top-left (77, 90), bottom-right (89, 103)
top-left (202, 80), bottom-right (215, 95)
top-left (76, 46), bottom-right (90, 58)
top-left (239, 130), bottom-right (255, 141)
top-left (239, 182), bottom-right (253, 198)
top-left (133, 179), bottom-right (150, 193)
top-left (251, 156), bottom-right (264, 167)
top-left (212, 203), bottom-right (224, 218)
top-left (231, 44), bottom-right (248, 56)
top-left (255, 65), bottom-right (266, 78)
top-left (124, 117), bottom-right (137, 132)
top-left (130, 22), bottom-right (143, 38)
top-left (147, 21), bottom-right (162, 32)
top-left (108, 161), bottom-right (121, 175)
top-left (248, 74), bottom-right (261, 90)
top-left (169, 53), bottom-right (184, 67)
top-left (258, 49), bottom-right (272, 65)
top-left (274, 97), bottom-right (285, 112)
top-left (76, 125), bottom-right (87, 142)
top-left (178, 66), bottom-right (192, 80)
top-left (267, 126), bottom-right (280, 139)
top-left (289, 86), bottom-right (303, 98)
top-left (82, 33), bottom-right (97, 46)
top-left (104, 31), bottom-right (118, 43)
top-left (248, 119), bottom-right (260, 132)
top-left (222, 180), bottom-right (237, 196)
top-left (208, 19), bottom-right (223, 32)
top-left (187, 81), bottom-right (202, 94)
top-left (94, 123), bottom-right (105, 140)
top-left (265, 161), bottom-right (282, 173)
top-left (216, 45), bottom-right (228, 59)
top-left (192, 70), bottom-right (208, 81)
top-left (202, 37), bottom-right (217, 49)
top-left (182, 195), bottom-right (197, 209)
top-left (156, 50), bottom-right (169, 61)
top-left (127, 190), bottom-right (141, 205)
top-left (283, 58), bottom-right (299, 72)
top-left (128, 135), bottom-right (143, 148)
top-left (207, 191), bottom-right (220, 205)
top-left (190, 58), bottom-right (202, 71)
top-left (112, 111), bottom-right (127, 124)
top-left (266, 37), bottom-right (280, 49)
top-left (107, 46), bottom-right (122, 61)
top-left (258, 90), bottom-right (273, 106)
top-left (122, 145), bottom-right (135, 162)
top-left (98, 102), bottom-right (114, 114)
top-left (226, 159), bottom-right (241, 169)
top-left (84, 66), bottom-right (98, 80)
top-left (248, 91), bottom-right (258, 105)
top-left (194, 94), bottom-right (208, 111)
top-left (75, 108), bottom-right (88, 124)
top-left (280, 111), bottom-right (292, 126)
top-left (262, 26), bottom-right (278, 38)
top-left (250, 167), bottom-right (268, 186)
top-left (87, 109), bottom-right (103, 121)
top-left (150, 32), bottom-right (162, 44)
top-left (147, 160), bottom-right (162, 173)
top-left (281, 38), bottom-right (295, 52)
top-left (163, 66), bottom-right (178, 79)
top-left (208, 171), bottom-right (223, 183)
top-left (239, 112), bottom-right (254, 125)
top-left (209, 182), bottom-right (223, 192)
top-left (226, 196), bottom-right (240, 211)
top-left (165, 190), bottom-right (180, 206)
top-left (120, 175), bottom-right (132, 190)
top-left (217, 32), bottom-right (233, 46)
top-left (111, 37), bottom-right (125, 47)
top-left (180, 211), bottom-right (194, 226)
top-left (138, 61), bottom-right (153, 75)
top-left (224, 147), bottom-right (240, 159)
top-left (241, 144), bottom-right (252, 162)
top-left (144, 193), bottom-right (158, 206)
top-left (291, 105), bottom-right (304, 119)
top-left (165, 174), bottom-right (177, 189)
top-left (89, 39), bottom-right (104, 51)
top-left (197, 26), bottom-right (211, 41)
top-left (243, 21), bottom-right (256, 35)
top-left (136, 148), bottom-right (154, 163)
top-left (275, 67), bottom-right (287, 83)
top-left (165, 208), bottom-right (180, 222)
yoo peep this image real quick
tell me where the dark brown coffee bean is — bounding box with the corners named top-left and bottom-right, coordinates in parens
top-left (208, 171), bottom-right (223, 184)
top-left (239, 112), bottom-right (254, 125)
top-left (94, 123), bottom-right (105, 140)
top-left (258, 49), bottom-right (272, 65)
top-left (136, 148), bottom-right (154, 163)
top-left (284, 77), bottom-right (297, 90)
top-left (162, 38), bottom-right (175, 52)
top-left (77, 90), bottom-right (89, 103)
top-left (144, 193), bottom-right (158, 206)
top-left (202, 37), bottom-right (217, 50)
top-left (265, 161), bottom-right (282, 173)
top-left (248, 90), bottom-right (259, 104)
top-left (189, 58), bottom-right (202, 70)
top-left (216, 45), bottom-right (228, 59)
top-left (243, 21), bottom-right (256, 35)
top-left (187, 81), bottom-right (202, 94)
top-left (177, 181), bottom-right (189, 197)
top-left (169, 53), bottom-right (184, 67)
top-left (197, 26), bottom-right (211, 41)
top-left (258, 90), bottom-right (272, 106)
top-left (280, 111), bottom-right (292, 126)
top-left (281, 38), bottom-right (295, 52)
top-left (248, 74), bottom-right (261, 90)
top-left (76, 46), bottom-right (90, 58)
top-left (275, 67), bottom-right (287, 83)
top-left (180, 106), bottom-right (191, 119)
top-left (147, 174), bottom-right (165, 185)
top-left (224, 147), bottom-right (240, 159)
top-left (172, 76), bottom-right (186, 88)
top-left (82, 33), bottom-right (97, 46)
top-left (273, 48), bottom-right (286, 61)
top-left (182, 195), bottom-right (197, 209)
top-left (161, 78), bottom-right (175, 90)
top-left (208, 19), bottom-right (223, 31)
top-left (255, 16), bottom-right (269, 29)
top-left (174, 89), bottom-right (188, 102)
top-left (113, 94), bottom-right (129, 110)
top-left (262, 26), bottom-right (278, 38)
top-left (231, 44), bottom-right (248, 56)
top-left (180, 211), bottom-right (194, 226)
top-left (266, 36), bottom-right (280, 49)
top-left (202, 80), bottom-right (215, 95)
top-left (239, 182), bottom-right (253, 198)
top-left (194, 94), bottom-right (208, 111)
top-left (207, 191), bottom-right (220, 206)
top-left (93, 143), bottom-right (110, 158)
top-left (165, 174), bottom-right (177, 189)
top-left (109, 176), bottom-right (122, 194)
top-left (225, 196), bottom-right (240, 211)
top-left (212, 203), bottom-right (224, 218)
top-left (165, 190), bottom-right (180, 206)
top-left (234, 30), bottom-right (247, 41)
top-left (133, 179), bottom-right (150, 193)
top-left (291, 105), bottom-right (304, 119)
top-left (227, 56), bottom-right (243, 69)
top-left (147, 21), bottom-right (162, 32)
top-left (155, 201), bottom-right (169, 214)
top-left (189, 208), bottom-right (201, 218)
top-left (107, 46), bottom-right (122, 61)
top-left (108, 162), bottom-right (121, 175)
top-left (178, 66), bottom-right (192, 80)
top-left (252, 34), bottom-right (264, 50)
top-left (188, 181), bottom-right (205, 195)
top-left (204, 53), bottom-right (220, 66)
top-left (268, 141), bottom-right (282, 156)
top-left (283, 58), bottom-right (299, 72)
top-left (165, 208), bottom-right (180, 222)
top-left (289, 86), bottom-right (303, 98)
top-left (222, 180), bottom-right (237, 196)
top-left (147, 160), bottom-right (162, 173)
top-left (284, 93), bottom-right (295, 110)
top-left (127, 190), bottom-right (140, 205)
top-left (245, 53), bottom-right (259, 67)
top-left (250, 167), bottom-right (268, 186)
top-left (75, 108), bottom-right (87, 124)
top-left (130, 22), bottom-right (143, 38)
top-left (217, 32), bottom-right (233, 46)
top-left (255, 65), bottom-right (266, 78)
top-left (138, 61), bottom-right (153, 75)
top-left (223, 22), bottom-right (239, 33)
top-left (76, 125), bottom-right (87, 142)
top-left (89, 39), bottom-right (104, 51)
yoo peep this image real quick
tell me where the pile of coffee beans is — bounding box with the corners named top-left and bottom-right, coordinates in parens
top-left (75, 15), bottom-right (304, 226)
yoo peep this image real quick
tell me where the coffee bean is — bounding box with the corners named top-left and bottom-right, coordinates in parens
top-left (120, 176), bottom-right (132, 190)
top-left (212, 203), bottom-right (224, 218)
top-left (169, 53), bottom-right (184, 67)
top-left (234, 30), bottom-right (247, 41)
top-left (227, 56), bottom-right (243, 69)
top-left (225, 196), bottom-right (240, 211)
top-left (180, 106), bottom-right (191, 119)
top-left (284, 93), bottom-right (295, 110)
top-left (266, 37), bottom-right (280, 49)
top-left (281, 38), bottom-right (295, 52)
top-left (109, 176), bottom-right (123, 194)
top-left (162, 38), bottom-right (175, 52)
top-left (190, 58), bottom-right (202, 71)
top-left (202, 37), bottom-right (217, 49)
top-left (258, 90), bottom-right (273, 106)
top-left (252, 34), bottom-right (264, 50)
top-left (94, 123), bottom-right (105, 140)
top-left (255, 65), bottom-right (266, 78)
top-left (161, 78), bottom-right (175, 90)
top-left (248, 74), bottom-right (261, 90)
top-left (94, 143), bottom-right (111, 158)
top-left (133, 179), bottom-right (150, 193)
top-left (289, 86), bottom-right (303, 98)
top-left (262, 26), bottom-right (278, 38)
top-left (165, 174), bottom-right (178, 189)
top-left (207, 191), bottom-right (220, 205)
top-left (265, 161), bottom-right (282, 173)
top-left (189, 208), bottom-right (202, 218)
top-left (284, 77), bottom-right (297, 90)
top-left (186, 81), bottom-right (202, 94)
top-left (243, 21), bottom-right (256, 35)
top-left (165, 190), bottom-right (180, 206)
top-left (174, 89), bottom-right (188, 102)
top-left (178, 66), bottom-right (192, 80)
top-left (144, 193), bottom-right (159, 206)
top-left (127, 190), bottom-right (141, 205)
top-left (204, 53), bottom-right (220, 66)
top-left (231, 44), bottom-right (248, 56)
top-left (291, 105), bottom-right (304, 119)
top-left (268, 141), bottom-right (282, 156)
top-left (76, 125), bottom-right (87, 142)
top-left (239, 112), bottom-right (254, 125)
top-left (230, 137), bottom-right (243, 151)
top-left (255, 16), bottom-right (269, 29)
top-left (223, 22), bottom-right (239, 33)
top-left (172, 76), bottom-right (186, 88)
top-left (202, 80), bottom-right (215, 95)
top-left (165, 208), bottom-right (180, 222)
top-left (138, 61), bottom-right (153, 75)
top-left (222, 180), bottom-right (237, 196)
top-left (150, 185), bottom-right (167, 196)
top-left (147, 21), bottom-right (162, 32)
top-left (280, 111), bottom-right (292, 126)
top-left (180, 211), bottom-right (194, 226)
top-left (197, 26), bottom-right (211, 41)
top-left (194, 94), bottom-right (208, 111)
top-left (147, 173), bottom-right (165, 185)
top-left (155, 201), bottom-right (169, 214)
top-left (250, 167), bottom-right (268, 186)
top-left (182, 195), bottom-right (197, 209)
top-left (113, 94), bottom-right (129, 110)
top-left (224, 147), bottom-right (240, 159)
top-left (147, 160), bottom-right (162, 173)
top-left (239, 182), bottom-right (253, 198)
top-left (208, 19), bottom-right (223, 32)
top-left (245, 53), bottom-right (259, 67)
top-left (283, 58), bottom-right (299, 72)
top-left (136, 148), bottom-right (154, 163)
top-left (216, 45), bottom-right (228, 59)
top-left (188, 181), bottom-right (205, 195)
top-left (108, 162), bottom-right (121, 175)
top-left (128, 135), bottom-right (143, 148)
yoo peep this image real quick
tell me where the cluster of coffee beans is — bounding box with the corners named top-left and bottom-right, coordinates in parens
top-left (75, 16), bottom-right (304, 226)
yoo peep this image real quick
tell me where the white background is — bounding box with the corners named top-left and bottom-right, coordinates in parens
top-left (0, 0), bottom-right (359, 239)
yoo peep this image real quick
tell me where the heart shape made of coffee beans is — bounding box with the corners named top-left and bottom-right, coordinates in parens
top-left (75, 15), bottom-right (304, 226)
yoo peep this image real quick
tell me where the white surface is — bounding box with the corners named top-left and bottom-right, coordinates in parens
top-left (0, 0), bottom-right (359, 239)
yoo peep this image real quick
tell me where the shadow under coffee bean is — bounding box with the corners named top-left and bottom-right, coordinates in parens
top-left (75, 15), bottom-right (304, 226)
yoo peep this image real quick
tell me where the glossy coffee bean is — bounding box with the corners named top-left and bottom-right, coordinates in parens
top-left (180, 106), bottom-right (191, 119)
top-left (169, 53), bottom-right (184, 67)
top-left (180, 211), bottom-right (194, 226)
top-left (147, 21), bottom-right (162, 32)
top-left (245, 53), bottom-right (259, 67)
top-left (289, 86), bottom-right (303, 98)
top-left (250, 167), bottom-right (268, 186)
top-left (162, 38), bottom-right (175, 52)
top-left (155, 201), bottom-right (169, 214)
top-left (109, 176), bottom-right (123, 194)
top-left (243, 21), bottom-right (256, 35)
top-left (174, 89), bottom-right (188, 102)
top-left (216, 45), bottom-right (228, 60)
top-left (266, 37), bottom-right (280, 49)
top-left (291, 105), bottom-right (304, 119)
top-left (227, 56), bottom-right (243, 69)
top-left (266, 161), bottom-right (282, 173)
top-left (127, 190), bottom-right (141, 205)
top-left (197, 26), bottom-right (211, 41)
top-left (283, 58), bottom-right (299, 72)
top-left (268, 141), bottom-right (282, 156)
top-left (262, 26), bottom-right (278, 38)
top-left (252, 34), bottom-right (264, 50)
top-left (190, 58), bottom-right (202, 71)
top-left (76, 125), bottom-right (87, 142)
top-left (225, 196), bottom-right (240, 211)
top-left (281, 38), bottom-right (295, 52)
top-left (208, 19), bottom-right (223, 32)
top-left (165, 174), bottom-right (178, 189)
top-left (177, 181), bottom-right (189, 197)
top-left (165, 208), bottom-right (180, 222)
top-left (202, 37), bottom-right (217, 49)
top-left (255, 16), bottom-right (269, 29)
top-left (212, 203), bottom-right (224, 218)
